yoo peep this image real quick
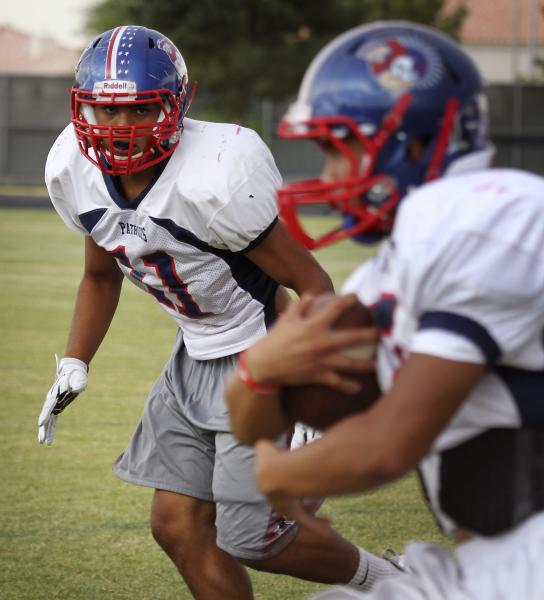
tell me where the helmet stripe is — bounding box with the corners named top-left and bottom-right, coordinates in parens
top-left (105, 26), bottom-right (127, 79)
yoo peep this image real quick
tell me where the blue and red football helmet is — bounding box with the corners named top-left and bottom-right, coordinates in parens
top-left (278, 21), bottom-right (491, 249)
top-left (71, 26), bottom-right (192, 175)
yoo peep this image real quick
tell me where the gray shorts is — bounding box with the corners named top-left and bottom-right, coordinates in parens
top-left (113, 333), bottom-right (297, 560)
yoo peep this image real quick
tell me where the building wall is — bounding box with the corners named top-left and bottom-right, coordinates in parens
top-left (444, 0), bottom-right (544, 46)
top-left (0, 26), bottom-right (80, 76)
top-left (444, 0), bottom-right (544, 83)
top-left (467, 45), bottom-right (543, 83)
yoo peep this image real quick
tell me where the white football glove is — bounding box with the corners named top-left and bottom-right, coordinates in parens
top-left (290, 423), bottom-right (322, 450)
top-left (38, 355), bottom-right (88, 446)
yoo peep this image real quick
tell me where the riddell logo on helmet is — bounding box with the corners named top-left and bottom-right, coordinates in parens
top-left (92, 80), bottom-right (138, 97)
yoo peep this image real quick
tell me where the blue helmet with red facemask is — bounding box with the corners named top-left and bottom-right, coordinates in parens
top-left (71, 25), bottom-right (192, 175)
top-left (278, 21), bottom-right (492, 249)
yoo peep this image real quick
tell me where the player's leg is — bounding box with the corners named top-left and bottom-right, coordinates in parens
top-left (213, 431), bottom-right (400, 593)
top-left (115, 402), bottom-right (253, 599)
top-left (150, 489), bottom-right (252, 599)
top-left (240, 524), bottom-right (355, 581)
top-left (243, 526), bottom-right (399, 590)
top-left (113, 334), bottom-right (254, 599)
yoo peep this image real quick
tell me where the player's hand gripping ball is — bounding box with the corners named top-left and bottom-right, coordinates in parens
top-left (280, 294), bottom-right (381, 430)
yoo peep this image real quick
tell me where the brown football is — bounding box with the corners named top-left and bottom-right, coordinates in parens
top-left (280, 294), bottom-right (381, 430)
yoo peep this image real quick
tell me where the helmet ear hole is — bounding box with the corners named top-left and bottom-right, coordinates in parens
top-left (405, 139), bottom-right (427, 161)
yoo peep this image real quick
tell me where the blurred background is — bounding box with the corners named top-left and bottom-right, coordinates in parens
top-left (0, 0), bottom-right (543, 195)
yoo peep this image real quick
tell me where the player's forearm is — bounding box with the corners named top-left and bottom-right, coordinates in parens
top-left (245, 221), bottom-right (334, 296)
top-left (65, 273), bottom-right (123, 364)
top-left (286, 263), bottom-right (334, 297)
top-left (257, 409), bottom-right (403, 497)
top-left (226, 374), bottom-right (289, 445)
top-left (261, 353), bottom-right (487, 498)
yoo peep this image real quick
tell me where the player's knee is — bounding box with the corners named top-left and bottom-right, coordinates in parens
top-left (150, 508), bottom-right (182, 551)
top-left (150, 495), bottom-right (215, 553)
top-left (150, 504), bottom-right (189, 551)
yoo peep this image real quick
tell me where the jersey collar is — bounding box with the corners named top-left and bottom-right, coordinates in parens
top-left (101, 155), bottom-right (171, 210)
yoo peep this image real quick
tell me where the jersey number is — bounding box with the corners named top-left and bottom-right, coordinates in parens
top-left (110, 245), bottom-right (212, 319)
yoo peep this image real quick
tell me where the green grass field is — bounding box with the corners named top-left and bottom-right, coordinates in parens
top-left (0, 208), bottom-right (449, 599)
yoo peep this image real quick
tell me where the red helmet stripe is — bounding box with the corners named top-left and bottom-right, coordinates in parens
top-left (105, 26), bottom-right (125, 79)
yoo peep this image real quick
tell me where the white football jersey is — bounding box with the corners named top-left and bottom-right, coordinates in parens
top-left (46, 118), bottom-right (282, 360)
top-left (343, 168), bottom-right (544, 534)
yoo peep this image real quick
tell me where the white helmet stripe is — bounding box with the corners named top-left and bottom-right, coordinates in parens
top-left (105, 26), bottom-right (128, 79)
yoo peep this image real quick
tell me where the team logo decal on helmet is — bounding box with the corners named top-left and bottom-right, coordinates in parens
top-left (357, 36), bottom-right (442, 94)
top-left (157, 37), bottom-right (185, 74)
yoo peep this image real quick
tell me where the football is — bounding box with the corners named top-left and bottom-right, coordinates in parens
top-left (280, 294), bottom-right (381, 431)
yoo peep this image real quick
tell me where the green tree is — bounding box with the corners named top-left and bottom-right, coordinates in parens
top-left (86, 0), bottom-right (467, 123)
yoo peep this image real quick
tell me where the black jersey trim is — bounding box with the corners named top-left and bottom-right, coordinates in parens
top-left (149, 216), bottom-right (279, 327)
top-left (79, 208), bottom-right (107, 233)
top-left (419, 311), bottom-right (502, 365)
top-left (239, 217), bottom-right (278, 254)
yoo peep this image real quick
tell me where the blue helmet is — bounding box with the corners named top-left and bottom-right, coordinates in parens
top-left (278, 21), bottom-right (492, 249)
top-left (71, 25), bottom-right (191, 175)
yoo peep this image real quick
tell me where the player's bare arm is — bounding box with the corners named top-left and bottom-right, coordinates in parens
top-left (245, 219), bottom-right (334, 296)
top-left (38, 237), bottom-right (123, 445)
top-left (226, 293), bottom-right (377, 445)
top-left (254, 354), bottom-right (485, 517)
top-left (227, 219), bottom-right (336, 444)
top-left (65, 236), bottom-right (124, 364)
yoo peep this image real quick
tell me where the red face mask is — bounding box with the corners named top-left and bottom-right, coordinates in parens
top-left (70, 86), bottom-right (185, 176)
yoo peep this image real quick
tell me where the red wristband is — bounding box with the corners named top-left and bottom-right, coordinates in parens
top-left (238, 350), bottom-right (279, 394)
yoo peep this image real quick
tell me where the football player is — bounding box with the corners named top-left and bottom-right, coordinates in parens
top-left (226, 21), bottom-right (544, 599)
top-left (38, 25), bottom-right (401, 599)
